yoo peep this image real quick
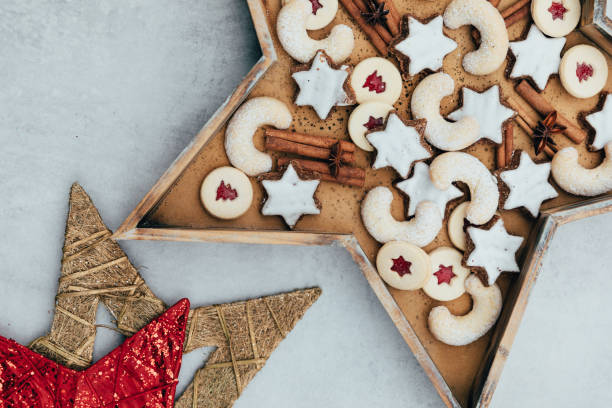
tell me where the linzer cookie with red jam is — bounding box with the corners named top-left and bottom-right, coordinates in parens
top-left (463, 216), bottom-right (524, 286)
top-left (376, 241), bottom-right (431, 290)
top-left (507, 24), bottom-right (566, 91)
top-left (559, 44), bottom-right (608, 99)
top-left (292, 50), bottom-right (356, 120)
top-left (423, 247), bottom-right (470, 301)
top-left (390, 15), bottom-right (457, 78)
top-left (531, 0), bottom-right (580, 37)
top-left (350, 57), bottom-right (402, 105)
top-left (260, 162), bottom-right (321, 228)
top-left (200, 166), bottom-right (254, 220)
top-left (347, 101), bottom-right (393, 151)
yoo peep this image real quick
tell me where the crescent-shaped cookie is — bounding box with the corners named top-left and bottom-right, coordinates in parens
top-left (443, 0), bottom-right (509, 75)
top-left (277, 0), bottom-right (354, 64)
top-left (411, 73), bottom-right (480, 151)
top-left (430, 152), bottom-right (499, 225)
top-left (428, 274), bottom-right (502, 346)
top-left (361, 186), bottom-right (442, 247)
top-left (551, 142), bottom-right (612, 196)
top-left (225, 97), bottom-right (292, 176)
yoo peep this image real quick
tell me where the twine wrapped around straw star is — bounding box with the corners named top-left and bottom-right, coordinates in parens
top-left (29, 183), bottom-right (321, 407)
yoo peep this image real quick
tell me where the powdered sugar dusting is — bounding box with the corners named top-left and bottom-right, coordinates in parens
top-left (551, 142), bottom-right (612, 196)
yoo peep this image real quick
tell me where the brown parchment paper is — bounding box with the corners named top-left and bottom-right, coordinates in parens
top-left (142, 0), bottom-right (612, 405)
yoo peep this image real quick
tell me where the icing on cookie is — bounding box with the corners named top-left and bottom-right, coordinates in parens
top-left (531, 0), bottom-right (580, 37)
top-left (499, 151), bottom-right (558, 217)
top-left (447, 86), bottom-right (516, 144)
top-left (292, 50), bottom-right (355, 119)
top-left (350, 57), bottom-right (403, 105)
top-left (392, 16), bottom-right (457, 77)
top-left (411, 72), bottom-right (480, 151)
top-left (551, 142), bottom-right (612, 196)
top-left (465, 217), bottom-right (524, 285)
top-left (428, 274), bottom-right (502, 346)
top-left (225, 97), bottom-right (292, 176)
top-left (509, 25), bottom-right (566, 91)
top-left (261, 163), bottom-right (320, 228)
top-left (396, 162), bottom-right (463, 217)
top-left (366, 113), bottom-right (432, 178)
top-left (559, 44), bottom-right (608, 99)
top-left (586, 94), bottom-right (612, 151)
top-left (277, 0), bottom-right (354, 64)
top-left (361, 186), bottom-right (443, 246)
top-left (443, 0), bottom-right (509, 75)
top-left (430, 152), bottom-right (499, 225)
top-left (347, 101), bottom-right (394, 151)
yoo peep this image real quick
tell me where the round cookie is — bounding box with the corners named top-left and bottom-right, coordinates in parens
top-left (531, 0), bottom-right (580, 38)
top-left (350, 57), bottom-right (402, 105)
top-left (376, 241), bottom-right (431, 290)
top-left (559, 44), bottom-right (608, 99)
top-left (281, 0), bottom-right (338, 30)
top-left (348, 102), bottom-right (394, 151)
top-left (448, 201), bottom-right (469, 251)
top-left (423, 247), bottom-right (471, 301)
top-left (200, 167), bottom-right (253, 220)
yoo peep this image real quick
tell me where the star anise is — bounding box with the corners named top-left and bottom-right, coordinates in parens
top-left (361, 0), bottom-right (389, 26)
top-left (329, 141), bottom-right (345, 177)
top-left (532, 111), bottom-right (565, 155)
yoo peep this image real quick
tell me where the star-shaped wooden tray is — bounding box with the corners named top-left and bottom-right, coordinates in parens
top-left (115, 0), bottom-right (612, 406)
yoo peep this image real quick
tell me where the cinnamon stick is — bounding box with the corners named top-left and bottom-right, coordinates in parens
top-left (354, 0), bottom-right (393, 43)
top-left (339, 0), bottom-right (388, 55)
top-left (506, 96), bottom-right (539, 130)
top-left (497, 137), bottom-right (506, 168)
top-left (515, 80), bottom-right (587, 144)
top-left (490, 0), bottom-right (502, 7)
top-left (265, 136), bottom-right (354, 163)
top-left (505, 5), bottom-right (529, 27)
top-left (265, 129), bottom-right (355, 151)
top-left (277, 157), bottom-right (365, 187)
top-left (504, 122), bottom-right (514, 163)
top-left (501, 0), bottom-right (530, 18)
top-left (384, 0), bottom-right (401, 36)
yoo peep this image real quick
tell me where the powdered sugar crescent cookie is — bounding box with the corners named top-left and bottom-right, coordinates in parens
top-left (411, 73), bottom-right (480, 151)
top-left (423, 247), bottom-right (471, 301)
top-left (282, 0), bottom-right (339, 30)
top-left (447, 201), bottom-right (469, 251)
top-left (350, 57), bottom-right (402, 105)
top-left (443, 0), bottom-right (509, 75)
top-left (376, 241), bottom-right (431, 290)
top-left (277, 0), bottom-right (354, 64)
top-left (428, 274), bottom-right (502, 346)
top-left (430, 152), bottom-right (499, 225)
top-left (348, 101), bottom-right (394, 151)
top-left (551, 142), bottom-right (612, 196)
top-left (225, 97), bottom-right (292, 176)
top-left (531, 0), bottom-right (580, 38)
top-left (361, 186), bottom-right (442, 247)
top-left (200, 167), bottom-right (253, 220)
top-left (559, 44), bottom-right (608, 99)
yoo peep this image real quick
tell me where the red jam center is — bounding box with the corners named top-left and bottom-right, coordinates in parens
top-left (547, 2), bottom-right (568, 20)
top-left (310, 0), bottom-right (323, 14)
top-left (363, 115), bottom-right (384, 130)
top-left (390, 256), bottom-right (412, 277)
top-left (216, 180), bottom-right (238, 201)
top-left (363, 71), bottom-right (386, 94)
top-left (433, 265), bottom-right (456, 285)
top-left (575, 62), bottom-right (594, 82)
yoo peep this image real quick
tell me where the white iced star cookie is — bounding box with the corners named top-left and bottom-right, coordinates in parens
top-left (366, 113), bottom-right (432, 178)
top-left (498, 151), bottom-right (558, 217)
top-left (464, 216), bottom-right (524, 286)
top-left (508, 25), bottom-right (566, 91)
top-left (292, 50), bottom-right (355, 120)
top-left (261, 163), bottom-right (321, 228)
top-left (391, 15), bottom-right (457, 78)
top-left (396, 162), bottom-right (463, 217)
top-left (585, 93), bottom-right (612, 151)
top-left (447, 86), bottom-right (516, 144)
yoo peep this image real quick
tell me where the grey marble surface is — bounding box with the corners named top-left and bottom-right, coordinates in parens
top-left (0, 1), bottom-right (610, 407)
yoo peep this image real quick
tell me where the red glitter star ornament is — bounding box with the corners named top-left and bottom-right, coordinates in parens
top-left (390, 256), bottom-right (412, 277)
top-left (547, 2), bottom-right (568, 20)
top-left (576, 62), bottom-right (594, 82)
top-left (0, 299), bottom-right (190, 408)
top-left (216, 180), bottom-right (238, 201)
top-left (433, 265), bottom-right (456, 285)
top-left (363, 71), bottom-right (386, 93)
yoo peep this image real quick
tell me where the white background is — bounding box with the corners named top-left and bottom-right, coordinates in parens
top-left (1, 1), bottom-right (610, 406)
